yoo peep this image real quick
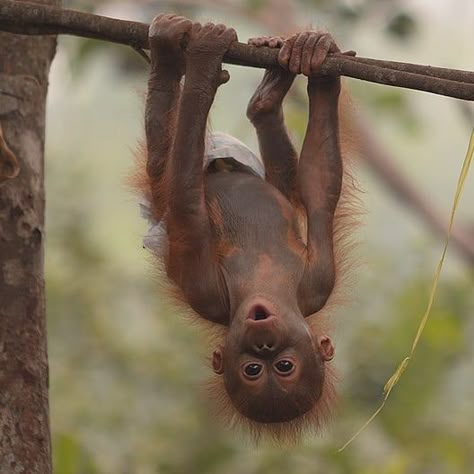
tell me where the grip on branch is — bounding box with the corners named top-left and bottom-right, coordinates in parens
top-left (0, 0), bottom-right (473, 100)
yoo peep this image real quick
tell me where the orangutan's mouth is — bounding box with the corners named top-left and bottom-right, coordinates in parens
top-left (248, 304), bottom-right (271, 321)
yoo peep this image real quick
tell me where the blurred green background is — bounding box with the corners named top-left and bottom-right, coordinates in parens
top-left (45, 1), bottom-right (474, 473)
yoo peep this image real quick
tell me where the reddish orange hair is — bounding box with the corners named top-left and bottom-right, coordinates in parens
top-left (128, 81), bottom-right (361, 443)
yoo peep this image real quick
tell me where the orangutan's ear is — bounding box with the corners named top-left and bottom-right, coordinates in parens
top-left (318, 335), bottom-right (335, 362)
top-left (212, 347), bottom-right (224, 375)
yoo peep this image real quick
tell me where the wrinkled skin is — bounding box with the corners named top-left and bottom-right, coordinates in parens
top-left (146, 15), bottom-right (342, 423)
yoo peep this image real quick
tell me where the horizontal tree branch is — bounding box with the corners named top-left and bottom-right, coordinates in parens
top-left (342, 56), bottom-right (474, 84)
top-left (0, 0), bottom-right (473, 100)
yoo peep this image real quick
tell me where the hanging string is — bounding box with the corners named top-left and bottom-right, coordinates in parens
top-left (339, 129), bottom-right (474, 452)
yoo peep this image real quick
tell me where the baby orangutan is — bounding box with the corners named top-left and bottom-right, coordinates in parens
top-left (138, 14), bottom-right (347, 440)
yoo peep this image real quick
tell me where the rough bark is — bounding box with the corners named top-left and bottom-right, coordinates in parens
top-left (0, 1), bottom-right (59, 472)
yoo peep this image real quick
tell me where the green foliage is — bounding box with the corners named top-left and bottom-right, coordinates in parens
top-left (245, 0), bottom-right (268, 12)
top-left (386, 13), bottom-right (417, 40)
top-left (53, 434), bottom-right (99, 474)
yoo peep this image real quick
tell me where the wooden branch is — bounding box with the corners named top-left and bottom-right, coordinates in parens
top-left (343, 56), bottom-right (474, 84)
top-left (0, 0), bottom-right (473, 100)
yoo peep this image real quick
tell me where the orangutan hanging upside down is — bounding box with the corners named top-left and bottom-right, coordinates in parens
top-left (136, 13), bottom-right (351, 440)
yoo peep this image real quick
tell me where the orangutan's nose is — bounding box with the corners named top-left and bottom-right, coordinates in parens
top-left (253, 341), bottom-right (275, 354)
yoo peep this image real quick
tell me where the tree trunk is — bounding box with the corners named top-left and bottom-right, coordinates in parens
top-left (0, 1), bottom-right (59, 472)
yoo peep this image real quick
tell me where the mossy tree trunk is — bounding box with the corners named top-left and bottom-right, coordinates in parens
top-left (0, 1), bottom-right (60, 472)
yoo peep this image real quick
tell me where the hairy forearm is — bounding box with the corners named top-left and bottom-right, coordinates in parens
top-left (299, 80), bottom-right (342, 216)
top-left (252, 110), bottom-right (298, 199)
top-left (297, 78), bottom-right (342, 305)
top-left (254, 111), bottom-right (297, 161)
top-left (145, 70), bottom-right (181, 178)
top-left (168, 80), bottom-right (215, 218)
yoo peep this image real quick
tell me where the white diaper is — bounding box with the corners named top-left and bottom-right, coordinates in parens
top-left (140, 132), bottom-right (264, 255)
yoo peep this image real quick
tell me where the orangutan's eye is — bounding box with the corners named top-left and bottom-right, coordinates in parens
top-left (274, 360), bottom-right (295, 375)
top-left (243, 363), bottom-right (263, 378)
